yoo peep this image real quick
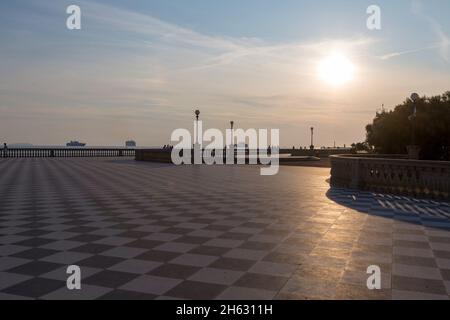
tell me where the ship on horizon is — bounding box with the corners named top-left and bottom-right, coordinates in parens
top-left (66, 140), bottom-right (86, 147)
top-left (125, 140), bottom-right (136, 148)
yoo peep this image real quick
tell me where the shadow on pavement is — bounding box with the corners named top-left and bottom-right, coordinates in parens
top-left (326, 187), bottom-right (450, 231)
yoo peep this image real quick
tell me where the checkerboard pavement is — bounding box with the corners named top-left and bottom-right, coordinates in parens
top-left (0, 158), bottom-right (449, 300)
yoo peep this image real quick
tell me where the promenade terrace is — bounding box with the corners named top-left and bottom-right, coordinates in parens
top-left (0, 157), bottom-right (449, 299)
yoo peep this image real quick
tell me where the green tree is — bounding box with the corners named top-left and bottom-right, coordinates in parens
top-left (365, 91), bottom-right (450, 160)
top-left (351, 142), bottom-right (372, 152)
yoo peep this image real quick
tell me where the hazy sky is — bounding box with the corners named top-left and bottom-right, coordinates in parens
top-left (1, 0), bottom-right (449, 147)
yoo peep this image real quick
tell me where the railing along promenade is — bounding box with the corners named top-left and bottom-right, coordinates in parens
top-left (135, 147), bottom-right (353, 161)
top-left (135, 148), bottom-right (346, 166)
top-left (135, 148), bottom-right (272, 163)
top-left (0, 148), bottom-right (135, 158)
top-left (330, 154), bottom-right (450, 200)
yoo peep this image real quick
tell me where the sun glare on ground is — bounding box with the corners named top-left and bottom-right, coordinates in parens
top-left (318, 53), bottom-right (356, 86)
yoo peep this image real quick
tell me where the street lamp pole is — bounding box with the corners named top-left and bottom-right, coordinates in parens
top-left (408, 93), bottom-right (420, 159)
top-left (193, 109), bottom-right (202, 164)
top-left (230, 120), bottom-right (234, 148)
top-left (409, 93), bottom-right (419, 145)
top-left (194, 109), bottom-right (200, 144)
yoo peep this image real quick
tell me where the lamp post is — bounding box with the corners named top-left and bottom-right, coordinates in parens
top-left (194, 109), bottom-right (200, 144)
top-left (407, 93), bottom-right (420, 159)
top-left (193, 109), bottom-right (202, 164)
top-left (230, 121), bottom-right (234, 148)
top-left (310, 127), bottom-right (314, 150)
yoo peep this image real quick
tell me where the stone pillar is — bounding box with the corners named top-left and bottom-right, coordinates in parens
top-left (349, 158), bottom-right (360, 189)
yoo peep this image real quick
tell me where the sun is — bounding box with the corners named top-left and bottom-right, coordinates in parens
top-left (318, 53), bottom-right (356, 86)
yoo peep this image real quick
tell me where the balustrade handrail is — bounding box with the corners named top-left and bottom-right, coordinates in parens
top-left (330, 154), bottom-right (450, 200)
top-left (0, 148), bottom-right (135, 158)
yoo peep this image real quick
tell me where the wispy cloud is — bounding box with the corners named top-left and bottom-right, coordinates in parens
top-left (378, 42), bottom-right (445, 60)
top-left (409, 0), bottom-right (450, 62)
top-left (376, 0), bottom-right (449, 62)
top-left (426, 18), bottom-right (450, 62)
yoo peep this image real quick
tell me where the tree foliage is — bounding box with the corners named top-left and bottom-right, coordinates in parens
top-left (351, 142), bottom-right (372, 152)
top-left (365, 91), bottom-right (450, 160)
